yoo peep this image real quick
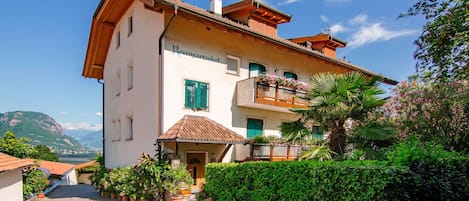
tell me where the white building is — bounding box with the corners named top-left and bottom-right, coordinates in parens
top-left (82, 0), bottom-right (396, 187)
top-left (0, 152), bottom-right (34, 201)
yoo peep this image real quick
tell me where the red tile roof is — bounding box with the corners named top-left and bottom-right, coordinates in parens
top-left (158, 115), bottom-right (248, 144)
top-left (0, 152), bottom-right (34, 173)
top-left (25, 159), bottom-right (75, 176)
top-left (74, 160), bottom-right (97, 170)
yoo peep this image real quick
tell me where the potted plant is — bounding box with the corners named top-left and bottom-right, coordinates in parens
top-left (163, 164), bottom-right (193, 200)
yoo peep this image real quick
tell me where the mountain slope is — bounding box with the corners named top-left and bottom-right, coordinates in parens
top-left (0, 111), bottom-right (85, 153)
top-left (64, 129), bottom-right (102, 151)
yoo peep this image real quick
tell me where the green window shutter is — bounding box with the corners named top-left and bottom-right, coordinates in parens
top-left (197, 82), bottom-right (208, 109)
top-left (185, 80), bottom-right (196, 108)
top-left (249, 63), bottom-right (266, 77)
top-left (312, 126), bottom-right (323, 140)
top-left (247, 118), bottom-right (264, 138)
top-left (284, 72), bottom-right (298, 80)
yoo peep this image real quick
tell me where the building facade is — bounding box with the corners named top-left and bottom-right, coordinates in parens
top-left (83, 0), bottom-right (396, 187)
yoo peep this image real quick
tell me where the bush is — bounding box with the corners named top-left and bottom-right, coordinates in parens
top-left (23, 167), bottom-right (48, 199)
top-left (205, 161), bottom-right (404, 201)
top-left (387, 138), bottom-right (469, 200)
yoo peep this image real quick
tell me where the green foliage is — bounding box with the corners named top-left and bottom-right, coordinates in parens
top-left (386, 80), bottom-right (468, 152)
top-left (0, 131), bottom-right (37, 158)
top-left (23, 166), bottom-right (49, 199)
top-left (90, 153), bottom-right (192, 200)
top-left (0, 131), bottom-right (59, 161)
top-left (279, 119), bottom-right (312, 144)
top-left (33, 144), bottom-right (59, 161)
top-left (386, 138), bottom-right (469, 200)
top-left (205, 161), bottom-right (403, 201)
top-left (286, 72), bottom-right (387, 155)
top-left (251, 135), bottom-right (269, 144)
top-left (298, 145), bottom-right (335, 161)
top-left (401, 0), bottom-right (468, 82)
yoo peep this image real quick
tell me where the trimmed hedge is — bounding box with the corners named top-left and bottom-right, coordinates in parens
top-left (205, 161), bottom-right (405, 201)
top-left (205, 147), bottom-right (469, 201)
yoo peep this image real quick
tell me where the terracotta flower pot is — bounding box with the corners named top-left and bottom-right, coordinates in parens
top-left (37, 192), bottom-right (45, 199)
top-left (170, 196), bottom-right (183, 201)
top-left (111, 193), bottom-right (117, 199)
top-left (121, 195), bottom-right (129, 201)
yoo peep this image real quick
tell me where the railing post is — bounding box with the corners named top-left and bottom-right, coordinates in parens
top-left (275, 85), bottom-right (279, 102)
top-left (269, 145), bottom-right (274, 161)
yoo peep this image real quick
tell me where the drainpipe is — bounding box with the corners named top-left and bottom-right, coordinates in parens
top-left (97, 79), bottom-right (105, 167)
top-left (157, 4), bottom-right (178, 160)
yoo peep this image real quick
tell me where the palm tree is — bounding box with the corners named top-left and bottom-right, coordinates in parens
top-left (286, 72), bottom-right (387, 155)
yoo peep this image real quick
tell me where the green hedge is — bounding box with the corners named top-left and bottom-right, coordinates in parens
top-left (205, 140), bottom-right (469, 201)
top-left (205, 161), bottom-right (404, 201)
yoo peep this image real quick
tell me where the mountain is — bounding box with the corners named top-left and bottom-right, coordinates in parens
top-left (64, 129), bottom-right (102, 151)
top-left (0, 111), bottom-right (86, 153)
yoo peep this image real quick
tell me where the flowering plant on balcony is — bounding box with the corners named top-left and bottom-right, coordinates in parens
top-left (258, 73), bottom-right (310, 91)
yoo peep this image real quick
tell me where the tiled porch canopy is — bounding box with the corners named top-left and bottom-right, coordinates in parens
top-left (158, 115), bottom-right (248, 144)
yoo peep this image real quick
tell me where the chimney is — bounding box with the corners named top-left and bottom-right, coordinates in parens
top-left (210, 0), bottom-right (222, 15)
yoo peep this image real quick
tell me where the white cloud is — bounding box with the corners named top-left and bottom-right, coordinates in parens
top-left (329, 24), bottom-right (347, 34)
top-left (320, 15), bottom-right (329, 23)
top-left (279, 0), bottom-right (301, 5)
top-left (59, 112), bottom-right (69, 115)
top-left (348, 23), bottom-right (417, 47)
top-left (61, 122), bottom-right (103, 131)
top-left (348, 14), bottom-right (368, 25)
top-left (96, 112), bottom-right (103, 117)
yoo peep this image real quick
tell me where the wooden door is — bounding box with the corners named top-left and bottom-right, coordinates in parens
top-left (186, 153), bottom-right (206, 188)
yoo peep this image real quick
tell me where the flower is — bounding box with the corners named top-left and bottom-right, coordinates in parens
top-left (258, 73), bottom-right (310, 91)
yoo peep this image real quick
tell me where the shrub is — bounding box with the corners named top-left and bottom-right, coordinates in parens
top-left (387, 138), bottom-right (469, 200)
top-left (23, 166), bottom-right (48, 199)
top-left (205, 161), bottom-right (404, 201)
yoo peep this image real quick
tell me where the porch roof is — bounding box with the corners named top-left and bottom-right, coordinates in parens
top-left (158, 115), bottom-right (248, 144)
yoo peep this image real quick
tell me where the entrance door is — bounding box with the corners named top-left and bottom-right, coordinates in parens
top-left (186, 153), bottom-right (206, 189)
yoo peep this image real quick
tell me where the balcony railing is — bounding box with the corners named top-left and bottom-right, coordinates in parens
top-left (237, 78), bottom-right (308, 113)
top-left (255, 81), bottom-right (308, 108)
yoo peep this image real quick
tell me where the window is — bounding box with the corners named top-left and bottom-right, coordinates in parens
top-left (116, 30), bottom-right (121, 48)
top-left (115, 72), bottom-right (121, 96)
top-left (114, 120), bottom-right (121, 141)
top-left (249, 63), bottom-right (266, 77)
top-left (185, 80), bottom-right (209, 110)
top-left (125, 116), bottom-right (133, 140)
top-left (247, 118), bottom-right (263, 138)
top-left (226, 55), bottom-right (240, 75)
top-left (284, 72), bottom-right (298, 80)
top-left (127, 66), bottom-right (133, 90)
top-left (312, 125), bottom-right (323, 140)
top-left (128, 16), bottom-right (133, 36)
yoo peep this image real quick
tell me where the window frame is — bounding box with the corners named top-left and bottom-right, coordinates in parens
top-left (128, 16), bottom-right (133, 36)
top-left (114, 119), bottom-right (121, 141)
top-left (226, 55), bottom-right (240, 75)
top-left (125, 116), bottom-right (133, 141)
top-left (184, 79), bottom-right (209, 111)
top-left (127, 65), bottom-right (133, 90)
top-left (116, 30), bottom-right (121, 49)
top-left (115, 71), bottom-right (121, 96)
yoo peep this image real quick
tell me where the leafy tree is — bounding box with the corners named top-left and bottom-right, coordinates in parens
top-left (282, 72), bottom-right (387, 156)
top-left (401, 0), bottom-right (468, 82)
top-left (0, 131), bottom-right (59, 161)
top-left (0, 131), bottom-right (37, 158)
top-left (385, 80), bottom-right (468, 152)
top-left (33, 144), bottom-right (59, 162)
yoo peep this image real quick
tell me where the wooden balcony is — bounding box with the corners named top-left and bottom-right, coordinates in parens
top-left (237, 78), bottom-right (308, 113)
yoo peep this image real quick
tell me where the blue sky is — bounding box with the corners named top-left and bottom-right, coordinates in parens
top-left (0, 0), bottom-right (424, 130)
